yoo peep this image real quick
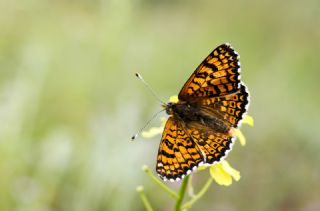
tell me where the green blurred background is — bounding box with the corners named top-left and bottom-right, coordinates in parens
top-left (1, 0), bottom-right (319, 210)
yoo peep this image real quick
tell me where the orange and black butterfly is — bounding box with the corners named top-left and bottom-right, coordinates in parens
top-left (156, 43), bottom-right (250, 181)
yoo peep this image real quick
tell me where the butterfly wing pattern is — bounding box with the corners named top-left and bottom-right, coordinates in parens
top-left (178, 43), bottom-right (241, 100)
top-left (156, 117), bottom-right (204, 180)
top-left (156, 43), bottom-right (250, 181)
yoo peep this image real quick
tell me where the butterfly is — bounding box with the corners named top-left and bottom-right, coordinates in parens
top-left (156, 43), bottom-right (250, 181)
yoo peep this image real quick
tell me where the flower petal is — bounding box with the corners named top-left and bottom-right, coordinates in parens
top-left (169, 95), bottom-right (179, 103)
top-left (196, 165), bottom-right (209, 172)
top-left (141, 126), bottom-right (164, 138)
top-left (141, 117), bottom-right (167, 139)
top-left (210, 163), bottom-right (232, 186)
top-left (221, 160), bottom-right (240, 181)
top-left (242, 115), bottom-right (254, 127)
top-left (160, 117), bottom-right (167, 125)
top-left (233, 129), bottom-right (246, 146)
top-left (210, 160), bottom-right (240, 186)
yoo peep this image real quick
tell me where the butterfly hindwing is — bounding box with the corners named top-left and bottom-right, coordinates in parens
top-left (186, 122), bottom-right (234, 164)
top-left (199, 83), bottom-right (249, 128)
top-left (179, 43), bottom-right (241, 100)
top-left (156, 117), bottom-right (204, 181)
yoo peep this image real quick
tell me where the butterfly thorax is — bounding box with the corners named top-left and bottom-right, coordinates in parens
top-left (165, 101), bottom-right (230, 134)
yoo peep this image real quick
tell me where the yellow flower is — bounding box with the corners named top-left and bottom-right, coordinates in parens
top-left (209, 160), bottom-right (240, 186)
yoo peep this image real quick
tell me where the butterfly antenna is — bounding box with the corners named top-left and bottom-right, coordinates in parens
top-left (135, 73), bottom-right (166, 105)
top-left (131, 108), bottom-right (165, 141)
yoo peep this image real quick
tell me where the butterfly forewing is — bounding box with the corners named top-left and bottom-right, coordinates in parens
top-left (156, 117), bottom-right (204, 181)
top-left (178, 44), bottom-right (241, 100)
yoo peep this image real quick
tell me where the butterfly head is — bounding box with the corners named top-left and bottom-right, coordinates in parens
top-left (163, 102), bottom-right (176, 115)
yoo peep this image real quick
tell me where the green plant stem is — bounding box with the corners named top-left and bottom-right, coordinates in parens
top-left (137, 186), bottom-right (154, 211)
top-left (182, 177), bottom-right (213, 210)
top-left (187, 174), bottom-right (195, 198)
top-left (174, 175), bottom-right (190, 211)
top-left (143, 165), bottom-right (178, 199)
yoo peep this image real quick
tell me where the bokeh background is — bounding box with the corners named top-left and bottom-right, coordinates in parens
top-left (1, 0), bottom-right (320, 210)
